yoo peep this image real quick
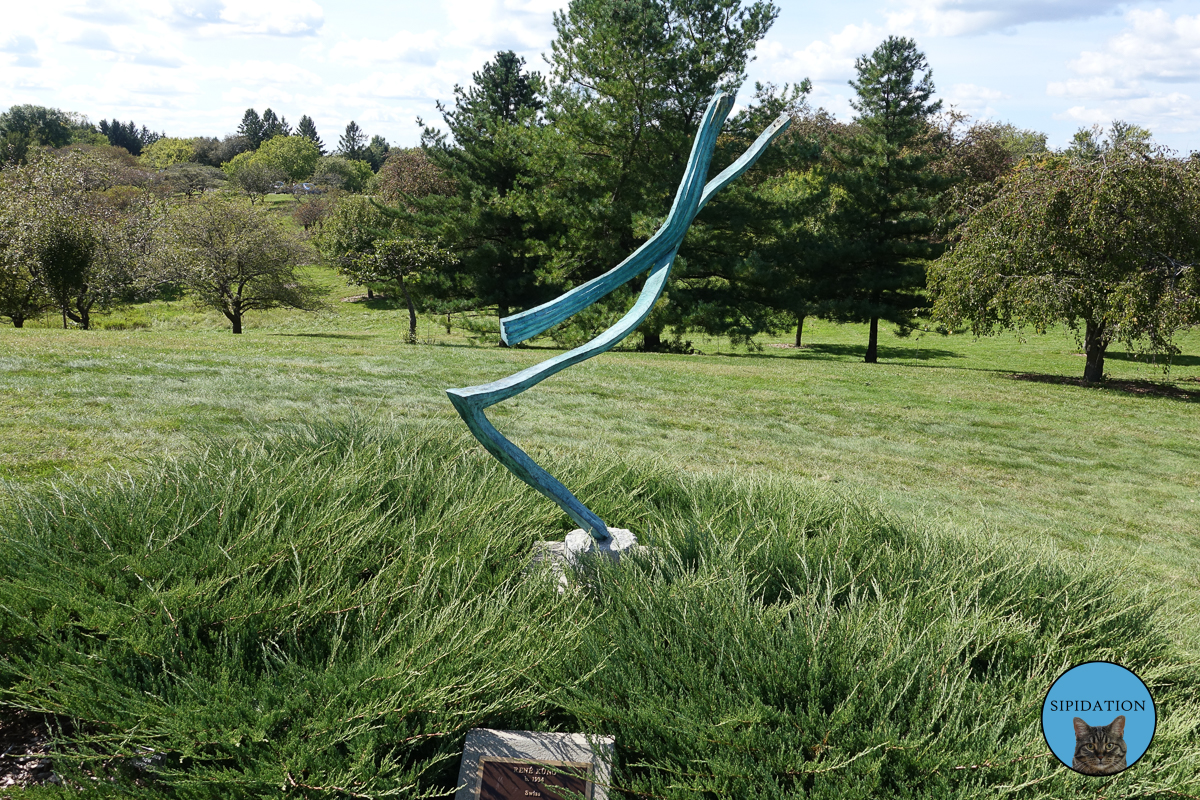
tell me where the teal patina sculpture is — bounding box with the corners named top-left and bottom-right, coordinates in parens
top-left (447, 92), bottom-right (790, 542)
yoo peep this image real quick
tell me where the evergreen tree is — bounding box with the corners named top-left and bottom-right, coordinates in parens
top-left (405, 50), bottom-right (554, 321)
top-left (364, 135), bottom-right (390, 172)
top-left (238, 109), bottom-right (266, 149)
top-left (297, 115), bottom-right (324, 154)
top-left (665, 82), bottom-right (827, 348)
top-left (338, 121), bottom-right (367, 161)
top-left (546, 0), bottom-right (779, 349)
top-left (448, 49), bottom-right (543, 129)
top-left (261, 108), bottom-right (290, 139)
top-left (97, 119), bottom-right (161, 156)
top-left (824, 36), bottom-right (947, 363)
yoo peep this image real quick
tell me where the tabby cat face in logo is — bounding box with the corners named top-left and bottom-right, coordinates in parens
top-left (1072, 715), bottom-right (1127, 775)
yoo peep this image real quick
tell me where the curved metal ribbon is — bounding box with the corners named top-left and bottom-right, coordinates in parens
top-left (447, 92), bottom-right (791, 540)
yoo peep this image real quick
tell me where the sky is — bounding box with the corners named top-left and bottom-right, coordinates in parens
top-left (1, 0), bottom-right (1198, 153)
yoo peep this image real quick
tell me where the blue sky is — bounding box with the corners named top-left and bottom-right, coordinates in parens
top-left (1, 0), bottom-right (1198, 152)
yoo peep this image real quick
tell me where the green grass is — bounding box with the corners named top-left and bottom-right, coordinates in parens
top-left (3, 268), bottom-right (1199, 651)
top-left (3, 270), bottom-right (1200, 795)
top-left (2, 420), bottom-right (1197, 798)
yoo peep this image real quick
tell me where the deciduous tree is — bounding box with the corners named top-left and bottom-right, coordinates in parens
top-left (311, 155), bottom-right (373, 193)
top-left (930, 139), bottom-right (1200, 383)
top-left (140, 137), bottom-right (195, 168)
top-left (376, 148), bottom-right (454, 206)
top-left (255, 135), bottom-right (320, 181)
top-left (160, 194), bottom-right (322, 333)
top-left (222, 152), bottom-right (286, 203)
top-left (344, 236), bottom-right (454, 342)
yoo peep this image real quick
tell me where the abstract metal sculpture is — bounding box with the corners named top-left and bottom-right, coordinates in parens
top-left (447, 92), bottom-right (790, 541)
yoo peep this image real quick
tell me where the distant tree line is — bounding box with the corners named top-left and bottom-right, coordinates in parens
top-left (0, 148), bottom-right (322, 334)
top-left (1, 101), bottom-right (395, 196)
top-left (3, 0), bottom-right (1199, 379)
top-left (344, 0), bottom-right (1200, 378)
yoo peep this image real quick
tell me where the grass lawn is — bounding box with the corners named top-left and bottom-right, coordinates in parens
top-left (3, 267), bottom-right (1198, 650)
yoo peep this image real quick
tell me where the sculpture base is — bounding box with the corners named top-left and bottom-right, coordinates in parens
top-left (531, 529), bottom-right (641, 593)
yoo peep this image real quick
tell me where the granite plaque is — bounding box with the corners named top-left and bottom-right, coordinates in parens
top-left (479, 757), bottom-right (588, 799)
top-left (455, 729), bottom-right (613, 800)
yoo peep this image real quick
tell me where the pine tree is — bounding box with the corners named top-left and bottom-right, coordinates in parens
top-left (261, 108), bottom-right (290, 140)
top-left (825, 36), bottom-right (947, 363)
top-left (364, 135), bottom-right (390, 172)
top-left (338, 121), bottom-right (367, 161)
top-left (404, 50), bottom-right (552, 321)
top-left (98, 119), bottom-right (149, 155)
top-left (238, 109), bottom-right (265, 149)
top-left (545, 0), bottom-right (779, 349)
top-left (297, 115), bottom-right (325, 154)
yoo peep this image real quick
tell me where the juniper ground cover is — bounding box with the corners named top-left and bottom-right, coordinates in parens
top-left (1, 421), bottom-right (1197, 798)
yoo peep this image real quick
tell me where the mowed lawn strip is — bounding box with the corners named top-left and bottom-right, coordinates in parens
top-left (2, 277), bottom-right (1199, 650)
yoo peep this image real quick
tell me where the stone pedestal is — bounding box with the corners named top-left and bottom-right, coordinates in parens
top-left (530, 529), bottom-right (641, 593)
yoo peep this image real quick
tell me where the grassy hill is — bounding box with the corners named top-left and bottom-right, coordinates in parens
top-left (2, 267), bottom-right (1199, 796)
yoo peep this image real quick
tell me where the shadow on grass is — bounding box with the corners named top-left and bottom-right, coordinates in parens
top-left (270, 333), bottom-right (378, 340)
top-left (1106, 351), bottom-right (1200, 368)
top-left (340, 295), bottom-right (407, 311)
top-left (1009, 372), bottom-right (1200, 402)
top-left (719, 342), bottom-right (966, 362)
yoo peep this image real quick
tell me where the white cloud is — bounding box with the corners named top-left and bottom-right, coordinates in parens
top-left (329, 30), bottom-right (441, 67)
top-left (0, 33), bottom-right (42, 68)
top-left (66, 27), bottom-right (119, 51)
top-left (63, 0), bottom-right (135, 25)
top-left (757, 22), bottom-right (888, 85)
top-left (60, 23), bottom-right (187, 67)
top-left (1065, 9), bottom-right (1200, 83)
top-left (891, 0), bottom-right (1125, 37)
top-left (443, 0), bottom-right (561, 52)
top-left (1047, 10), bottom-right (1200, 138)
top-left (335, 69), bottom-right (452, 102)
top-left (164, 0), bottom-right (325, 37)
top-left (943, 82), bottom-right (1007, 117)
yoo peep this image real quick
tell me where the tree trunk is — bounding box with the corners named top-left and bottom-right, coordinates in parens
top-left (367, 287), bottom-right (374, 300)
top-left (864, 317), bottom-right (879, 363)
top-left (12, 317), bottom-right (23, 328)
top-left (795, 315), bottom-right (805, 347)
top-left (642, 330), bottom-right (662, 352)
top-left (497, 305), bottom-right (509, 346)
top-left (400, 276), bottom-right (417, 344)
top-left (445, 313), bottom-right (452, 334)
top-left (1083, 319), bottom-right (1107, 383)
top-left (231, 314), bottom-right (242, 334)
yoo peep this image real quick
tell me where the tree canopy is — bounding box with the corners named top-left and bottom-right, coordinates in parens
top-left (338, 122), bottom-right (367, 161)
top-left (297, 115), bottom-right (324, 154)
top-left (159, 194), bottom-right (322, 333)
top-left (254, 135), bottom-right (321, 182)
top-left (821, 36), bottom-right (947, 362)
top-left (930, 139), bottom-right (1200, 382)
